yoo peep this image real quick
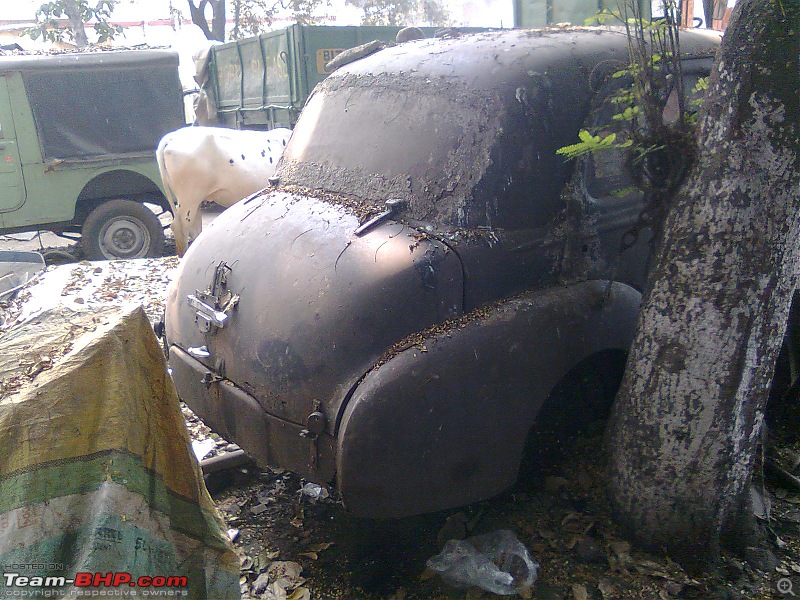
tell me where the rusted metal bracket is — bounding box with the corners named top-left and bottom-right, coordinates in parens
top-left (188, 295), bottom-right (229, 331)
top-left (190, 261), bottom-right (239, 333)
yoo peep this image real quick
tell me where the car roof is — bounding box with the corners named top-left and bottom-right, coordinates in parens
top-left (279, 27), bottom-right (720, 230)
top-left (332, 27), bottom-right (719, 95)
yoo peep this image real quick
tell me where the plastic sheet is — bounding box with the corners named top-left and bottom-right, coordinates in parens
top-left (427, 529), bottom-right (539, 595)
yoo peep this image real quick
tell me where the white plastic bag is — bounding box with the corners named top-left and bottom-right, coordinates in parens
top-left (427, 529), bottom-right (539, 595)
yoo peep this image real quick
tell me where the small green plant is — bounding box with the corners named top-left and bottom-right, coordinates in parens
top-left (688, 76), bottom-right (709, 115)
top-left (558, 0), bottom-right (707, 259)
top-left (563, 0), bottom-right (699, 199)
top-left (556, 131), bottom-right (633, 160)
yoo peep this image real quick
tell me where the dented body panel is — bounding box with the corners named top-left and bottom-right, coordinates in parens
top-left (165, 28), bottom-right (720, 517)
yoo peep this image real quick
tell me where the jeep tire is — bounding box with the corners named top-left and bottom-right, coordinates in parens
top-left (82, 199), bottom-right (165, 260)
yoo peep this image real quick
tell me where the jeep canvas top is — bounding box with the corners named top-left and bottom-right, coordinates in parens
top-left (0, 50), bottom-right (185, 259)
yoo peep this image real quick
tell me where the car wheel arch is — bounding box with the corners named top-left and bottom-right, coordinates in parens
top-left (334, 280), bottom-right (642, 518)
top-left (75, 169), bottom-right (170, 220)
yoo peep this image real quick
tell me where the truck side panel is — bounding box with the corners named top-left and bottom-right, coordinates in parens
top-left (3, 157), bottom-right (164, 233)
top-left (5, 73), bottom-right (42, 167)
top-left (212, 28), bottom-right (293, 129)
top-left (0, 76), bottom-right (25, 216)
top-left (209, 25), bottom-right (489, 129)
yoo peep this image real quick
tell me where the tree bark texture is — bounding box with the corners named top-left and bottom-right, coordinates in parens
top-left (63, 0), bottom-right (89, 47)
top-left (607, 0), bottom-right (800, 562)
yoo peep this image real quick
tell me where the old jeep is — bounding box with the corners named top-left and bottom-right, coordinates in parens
top-left (0, 50), bottom-right (185, 259)
top-left (165, 28), bottom-right (719, 517)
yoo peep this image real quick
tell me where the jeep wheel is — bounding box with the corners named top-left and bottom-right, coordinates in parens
top-left (82, 200), bottom-right (165, 260)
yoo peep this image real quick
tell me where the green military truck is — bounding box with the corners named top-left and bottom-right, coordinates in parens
top-left (195, 24), bottom-right (485, 130)
top-left (0, 50), bottom-right (185, 260)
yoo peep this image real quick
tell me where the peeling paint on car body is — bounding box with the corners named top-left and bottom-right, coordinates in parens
top-left (165, 27), bottom-right (720, 517)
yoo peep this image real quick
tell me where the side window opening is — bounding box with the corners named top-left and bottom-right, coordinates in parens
top-left (582, 71), bottom-right (705, 202)
top-left (581, 81), bottom-right (638, 201)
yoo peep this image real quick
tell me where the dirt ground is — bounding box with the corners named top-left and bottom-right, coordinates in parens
top-left (205, 422), bottom-right (800, 600)
top-left (2, 247), bottom-right (800, 600)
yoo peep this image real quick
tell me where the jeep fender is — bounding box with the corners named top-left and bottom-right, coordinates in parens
top-left (336, 280), bottom-right (642, 518)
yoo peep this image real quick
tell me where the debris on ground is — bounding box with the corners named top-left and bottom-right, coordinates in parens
top-left (0, 250), bottom-right (45, 300)
top-left (2, 255), bottom-right (799, 599)
top-left (0, 256), bottom-right (178, 331)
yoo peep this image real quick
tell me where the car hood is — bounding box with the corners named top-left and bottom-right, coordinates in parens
top-left (165, 190), bottom-right (463, 431)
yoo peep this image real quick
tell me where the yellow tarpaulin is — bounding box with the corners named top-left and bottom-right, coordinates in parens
top-left (0, 304), bottom-right (240, 598)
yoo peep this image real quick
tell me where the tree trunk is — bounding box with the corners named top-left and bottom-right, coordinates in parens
top-left (209, 0), bottom-right (226, 41)
top-left (606, 0), bottom-right (800, 563)
top-left (63, 0), bottom-right (89, 47)
top-left (187, 0), bottom-right (226, 41)
top-left (232, 0), bottom-right (241, 40)
top-left (702, 0), bottom-right (715, 27)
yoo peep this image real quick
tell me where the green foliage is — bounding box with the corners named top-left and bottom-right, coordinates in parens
top-left (585, 8), bottom-right (620, 25)
top-left (560, 0), bottom-right (701, 197)
top-left (230, 0), bottom-right (330, 39)
top-left (613, 106), bottom-right (640, 122)
top-left (687, 77), bottom-right (709, 115)
top-left (26, 0), bottom-right (123, 46)
top-left (345, 0), bottom-right (451, 27)
top-left (556, 131), bottom-right (633, 160)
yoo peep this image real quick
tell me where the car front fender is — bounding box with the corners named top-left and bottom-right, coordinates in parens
top-left (336, 280), bottom-right (642, 518)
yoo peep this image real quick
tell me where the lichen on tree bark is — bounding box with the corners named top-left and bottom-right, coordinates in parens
top-left (606, 0), bottom-right (800, 562)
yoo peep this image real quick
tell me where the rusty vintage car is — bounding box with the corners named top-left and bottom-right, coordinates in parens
top-left (164, 27), bottom-right (720, 517)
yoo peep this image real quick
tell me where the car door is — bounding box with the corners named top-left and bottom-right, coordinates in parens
top-left (0, 76), bottom-right (25, 217)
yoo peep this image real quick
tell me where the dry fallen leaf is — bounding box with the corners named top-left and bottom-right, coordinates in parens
top-left (572, 583), bottom-right (589, 600)
top-left (597, 579), bottom-right (619, 600)
top-left (287, 587), bottom-right (311, 600)
top-left (538, 528), bottom-right (557, 540)
top-left (437, 512), bottom-right (468, 545)
top-left (419, 567), bottom-right (437, 581)
top-left (260, 549), bottom-right (281, 564)
top-left (309, 541), bottom-right (334, 553)
top-left (389, 588), bottom-right (407, 600)
top-left (239, 555), bottom-right (254, 571)
top-left (609, 540), bottom-right (631, 556)
top-left (266, 561), bottom-right (305, 590)
top-left (263, 580), bottom-right (289, 600)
